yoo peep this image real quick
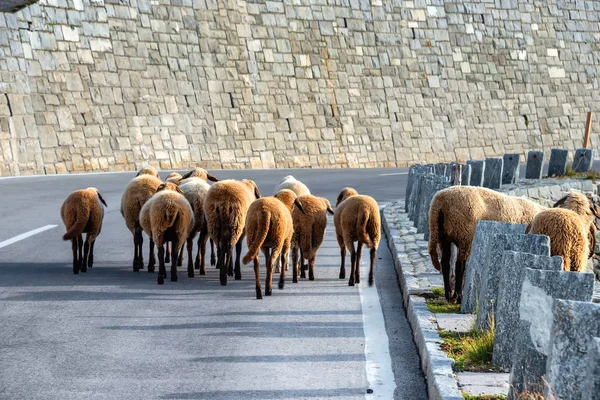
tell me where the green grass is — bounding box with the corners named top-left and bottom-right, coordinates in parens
top-left (462, 395), bottom-right (507, 400)
top-left (558, 166), bottom-right (600, 180)
top-left (438, 322), bottom-right (497, 372)
top-left (425, 288), bottom-right (461, 313)
top-left (432, 287), bottom-right (445, 297)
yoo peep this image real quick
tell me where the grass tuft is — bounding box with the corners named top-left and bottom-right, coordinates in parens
top-left (439, 315), bottom-right (497, 372)
top-left (426, 287), bottom-right (461, 313)
top-left (554, 166), bottom-right (600, 180)
top-left (432, 287), bottom-right (445, 297)
top-left (462, 394), bottom-right (507, 400)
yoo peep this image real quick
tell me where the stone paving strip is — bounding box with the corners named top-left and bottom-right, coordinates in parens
top-left (382, 198), bottom-right (600, 400)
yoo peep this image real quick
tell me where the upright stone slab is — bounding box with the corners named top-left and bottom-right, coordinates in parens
top-left (444, 162), bottom-right (456, 180)
top-left (475, 233), bottom-right (551, 330)
top-left (416, 175), bottom-right (436, 234)
top-left (408, 172), bottom-right (425, 221)
top-left (493, 251), bottom-right (563, 370)
top-left (544, 300), bottom-right (600, 400)
top-left (434, 163), bottom-right (446, 176)
top-left (525, 150), bottom-right (544, 179)
top-left (423, 177), bottom-right (450, 241)
top-left (461, 221), bottom-right (527, 314)
top-left (405, 164), bottom-right (421, 213)
top-left (502, 154), bottom-right (520, 185)
top-left (508, 270), bottom-right (594, 400)
top-left (548, 148), bottom-right (568, 177)
top-left (582, 337), bottom-right (600, 400)
top-left (572, 148), bottom-right (594, 173)
top-left (467, 160), bottom-right (485, 186)
top-left (461, 163), bottom-right (471, 186)
top-left (483, 157), bottom-right (503, 189)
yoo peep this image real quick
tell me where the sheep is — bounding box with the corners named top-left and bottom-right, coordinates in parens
top-left (204, 179), bottom-right (261, 286)
top-left (139, 182), bottom-right (194, 284)
top-left (526, 191), bottom-right (600, 272)
top-left (179, 167), bottom-right (219, 186)
top-left (136, 165), bottom-right (160, 179)
top-left (166, 172), bottom-right (182, 184)
top-left (242, 189), bottom-right (305, 299)
top-left (273, 175), bottom-right (311, 197)
top-left (61, 187), bottom-right (107, 274)
top-left (428, 186), bottom-right (547, 303)
top-left (120, 173), bottom-right (163, 272)
top-left (177, 178), bottom-right (212, 276)
top-left (291, 194), bottom-right (334, 283)
top-left (334, 187), bottom-right (381, 287)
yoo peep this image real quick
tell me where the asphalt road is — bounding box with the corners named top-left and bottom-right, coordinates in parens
top-left (0, 167), bottom-right (428, 400)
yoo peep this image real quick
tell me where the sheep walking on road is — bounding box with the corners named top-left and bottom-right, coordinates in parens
top-left (334, 188), bottom-right (381, 287)
top-left (61, 187), bottom-right (107, 274)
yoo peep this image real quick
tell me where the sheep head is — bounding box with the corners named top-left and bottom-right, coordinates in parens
top-left (275, 189), bottom-right (305, 214)
top-left (181, 168), bottom-right (219, 182)
top-left (166, 172), bottom-right (182, 183)
top-left (336, 187), bottom-right (359, 206)
top-left (136, 165), bottom-right (160, 178)
top-left (242, 179), bottom-right (261, 199)
top-left (156, 182), bottom-right (184, 195)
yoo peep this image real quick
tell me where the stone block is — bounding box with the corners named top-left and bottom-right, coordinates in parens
top-left (483, 157), bottom-right (503, 189)
top-left (434, 162), bottom-right (446, 176)
top-left (548, 148), bottom-right (568, 177)
top-left (502, 154), bottom-right (520, 185)
top-left (467, 160), bottom-right (485, 186)
top-left (493, 251), bottom-right (563, 370)
top-left (572, 148), bottom-right (594, 173)
top-left (475, 233), bottom-right (551, 331)
top-left (508, 272), bottom-right (594, 399)
top-left (544, 300), bottom-right (600, 400)
top-left (582, 337), bottom-right (600, 400)
top-left (461, 221), bottom-right (527, 314)
top-left (405, 164), bottom-right (422, 213)
top-left (525, 150), bottom-right (544, 179)
top-left (461, 163), bottom-right (471, 186)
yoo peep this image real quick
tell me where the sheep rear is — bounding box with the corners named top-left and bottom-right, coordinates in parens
top-left (243, 211), bottom-right (271, 264)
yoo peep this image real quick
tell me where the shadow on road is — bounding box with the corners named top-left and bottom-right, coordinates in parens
top-left (160, 388), bottom-right (366, 399)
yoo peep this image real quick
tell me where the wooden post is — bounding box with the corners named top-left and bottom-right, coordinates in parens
top-left (583, 111), bottom-right (593, 148)
top-left (450, 164), bottom-right (462, 186)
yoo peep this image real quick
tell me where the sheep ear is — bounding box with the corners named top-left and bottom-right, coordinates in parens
top-left (525, 223), bottom-right (532, 234)
top-left (207, 174), bottom-right (219, 182)
top-left (176, 186), bottom-right (184, 195)
top-left (335, 192), bottom-right (344, 207)
top-left (97, 191), bottom-right (107, 207)
top-left (181, 170), bottom-right (194, 180)
top-left (553, 196), bottom-right (568, 208)
top-left (294, 198), bottom-right (305, 214)
top-left (136, 170), bottom-right (141, 177)
top-left (326, 203), bottom-right (334, 215)
top-left (254, 186), bottom-right (261, 199)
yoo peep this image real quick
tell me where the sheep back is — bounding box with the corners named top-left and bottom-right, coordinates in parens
top-left (140, 190), bottom-right (194, 245)
top-left (61, 187), bottom-right (105, 240)
top-left (292, 195), bottom-right (330, 259)
top-left (334, 194), bottom-right (380, 249)
top-left (121, 175), bottom-right (163, 233)
top-left (180, 178), bottom-right (211, 237)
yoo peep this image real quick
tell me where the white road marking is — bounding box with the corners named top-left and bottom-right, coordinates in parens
top-left (359, 279), bottom-right (397, 398)
top-left (0, 225), bottom-right (58, 249)
top-left (378, 172), bottom-right (408, 176)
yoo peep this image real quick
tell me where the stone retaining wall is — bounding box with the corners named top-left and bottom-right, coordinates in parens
top-left (1, 0), bottom-right (600, 175)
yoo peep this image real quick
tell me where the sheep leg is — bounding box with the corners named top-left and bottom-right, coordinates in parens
top-left (348, 243), bottom-right (357, 287)
top-left (197, 231), bottom-right (209, 275)
top-left (441, 241), bottom-right (453, 302)
top-left (292, 245), bottom-right (299, 283)
top-left (450, 251), bottom-right (466, 304)
top-left (157, 244), bottom-right (166, 285)
top-left (165, 242), bottom-right (171, 264)
top-left (234, 238), bottom-right (243, 280)
top-left (308, 256), bottom-right (316, 281)
top-left (187, 238), bottom-right (194, 278)
top-left (177, 245), bottom-right (184, 267)
top-left (368, 248), bottom-right (376, 286)
top-left (138, 233), bottom-right (144, 270)
top-left (211, 238), bottom-right (217, 268)
top-left (89, 240), bottom-right (95, 269)
top-left (354, 242), bottom-right (363, 285)
top-left (278, 242), bottom-right (290, 290)
top-left (147, 238), bottom-right (156, 273)
top-left (300, 249), bottom-right (306, 278)
top-left (218, 244), bottom-right (227, 286)
top-left (171, 240), bottom-right (180, 282)
top-left (338, 234), bottom-right (346, 280)
top-left (81, 239), bottom-right (90, 273)
top-left (133, 231), bottom-right (141, 272)
top-left (77, 234), bottom-right (84, 273)
top-left (72, 238), bottom-right (79, 275)
top-left (253, 256), bottom-right (262, 300)
top-left (265, 248), bottom-right (280, 296)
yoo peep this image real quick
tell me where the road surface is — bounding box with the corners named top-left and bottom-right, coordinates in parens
top-left (0, 168), bottom-right (428, 400)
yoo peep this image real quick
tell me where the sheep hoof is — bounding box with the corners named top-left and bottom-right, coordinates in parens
top-left (265, 288), bottom-right (272, 296)
top-left (194, 260), bottom-right (200, 270)
top-left (300, 271), bottom-right (306, 278)
top-left (188, 271), bottom-right (194, 278)
top-left (211, 256), bottom-right (216, 266)
top-left (275, 267), bottom-right (281, 273)
top-left (234, 273), bottom-right (242, 280)
top-left (81, 266), bottom-right (88, 273)
top-left (256, 288), bottom-right (263, 299)
top-left (148, 266), bottom-right (155, 273)
top-left (171, 275), bottom-right (178, 282)
top-left (278, 280), bottom-right (284, 290)
top-left (355, 277), bottom-right (360, 284)
top-left (309, 271), bottom-right (314, 281)
top-left (339, 271), bottom-right (345, 279)
top-left (220, 277), bottom-right (227, 286)
top-left (292, 277), bottom-right (298, 283)
top-left (199, 268), bottom-right (206, 276)
top-left (177, 260), bottom-right (182, 267)
top-left (157, 277), bottom-right (164, 285)
top-left (368, 276), bottom-right (374, 286)
top-left (348, 280), bottom-right (355, 287)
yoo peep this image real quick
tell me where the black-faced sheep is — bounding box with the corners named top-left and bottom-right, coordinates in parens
top-left (139, 182), bottom-right (194, 284)
top-left (334, 188), bottom-right (381, 287)
top-left (242, 189), bottom-right (305, 299)
top-left (61, 187), bottom-right (107, 274)
top-left (204, 179), bottom-right (261, 286)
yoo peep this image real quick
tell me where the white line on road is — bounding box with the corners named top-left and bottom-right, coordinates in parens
top-left (378, 172), bottom-right (408, 176)
top-left (359, 280), bottom-right (397, 398)
top-left (0, 225), bottom-right (58, 249)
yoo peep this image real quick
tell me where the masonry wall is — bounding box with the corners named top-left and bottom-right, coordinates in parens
top-left (0, 0), bottom-right (599, 175)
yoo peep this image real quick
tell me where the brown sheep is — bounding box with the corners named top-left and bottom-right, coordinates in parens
top-left (165, 172), bottom-right (182, 184)
top-left (136, 165), bottom-right (160, 178)
top-left (204, 179), bottom-right (261, 286)
top-left (242, 189), bottom-right (305, 299)
top-left (291, 194), bottom-right (334, 283)
top-left (428, 186), bottom-right (547, 303)
top-left (61, 187), bottom-right (107, 274)
top-left (334, 187), bottom-right (381, 287)
top-left (179, 167), bottom-right (219, 185)
top-left (140, 182), bottom-right (194, 284)
top-left (553, 191), bottom-right (600, 258)
top-left (121, 173), bottom-right (163, 272)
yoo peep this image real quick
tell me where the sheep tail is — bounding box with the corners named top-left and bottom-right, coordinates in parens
top-left (428, 200), bottom-right (442, 271)
top-left (242, 213), bottom-right (270, 265)
top-left (63, 213), bottom-right (87, 241)
top-left (357, 210), bottom-right (373, 248)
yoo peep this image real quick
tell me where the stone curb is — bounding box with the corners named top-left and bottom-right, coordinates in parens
top-left (382, 203), bottom-right (464, 400)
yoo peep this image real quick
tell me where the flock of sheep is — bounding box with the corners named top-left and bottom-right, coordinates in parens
top-left (428, 185), bottom-right (600, 303)
top-left (60, 166), bottom-right (381, 299)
